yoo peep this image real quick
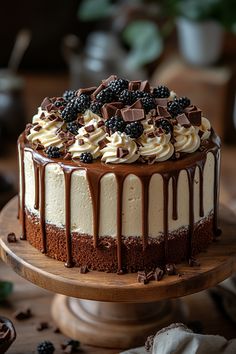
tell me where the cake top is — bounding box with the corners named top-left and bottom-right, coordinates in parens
top-left (25, 75), bottom-right (213, 164)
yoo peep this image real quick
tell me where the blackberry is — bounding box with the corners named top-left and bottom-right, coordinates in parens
top-left (90, 101), bottom-right (103, 116)
top-left (67, 121), bottom-right (81, 135)
top-left (155, 118), bottom-right (173, 134)
top-left (96, 88), bottom-right (115, 103)
top-left (119, 89), bottom-right (134, 105)
top-left (80, 152), bottom-right (93, 163)
top-left (37, 340), bottom-right (55, 354)
top-left (63, 89), bottom-right (77, 102)
top-left (61, 101), bottom-right (78, 122)
top-left (167, 101), bottom-right (183, 117)
top-left (132, 90), bottom-right (153, 101)
top-left (141, 97), bottom-right (156, 113)
top-left (73, 95), bottom-right (90, 114)
top-left (125, 121), bottom-right (144, 139)
top-left (105, 116), bottom-right (126, 134)
top-left (152, 85), bottom-right (170, 98)
top-left (175, 96), bottom-right (191, 109)
top-left (54, 98), bottom-right (67, 109)
top-left (46, 146), bottom-right (61, 158)
top-left (108, 78), bottom-right (129, 95)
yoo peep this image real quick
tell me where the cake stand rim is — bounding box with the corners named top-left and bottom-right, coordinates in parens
top-left (0, 196), bottom-right (236, 303)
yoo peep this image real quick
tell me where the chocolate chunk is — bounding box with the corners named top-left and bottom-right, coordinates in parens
top-left (129, 80), bottom-right (141, 91)
top-left (41, 97), bottom-right (51, 110)
top-left (121, 108), bottom-right (145, 122)
top-left (98, 138), bottom-right (108, 149)
top-left (78, 117), bottom-right (85, 126)
top-left (83, 133), bottom-right (89, 138)
top-left (97, 120), bottom-right (105, 128)
top-left (53, 327), bottom-right (61, 334)
top-left (108, 101), bottom-right (124, 109)
top-left (7, 233), bottom-right (17, 243)
top-left (78, 139), bottom-right (84, 146)
top-left (63, 152), bottom-right (72, 160)
top-left (102, 75), bottom-right (118, 86)
top-left (155, 98), bottom-right (168, 107)
top-left (165, 263), bottom-right (177, 275)
top-left (117, 148), bottom-right (129, 158)
top-left (157, 106), bottom-right (171, 118)
top-left (140, 80), bottom-right (150, 92)
top-left (91, 83), bottom-right (106, 100)
top-left (101, 103), bottom-right (119, 120)
top-left (153, 267), bottom-right (164, 281)
top-left (176, 113), bottom-right (191, 127)
top-left (80, 265), bottom-right (89, 274)
top-left (36, 321), bottom-right (49, 331)
top-left (137, 271), bottom-right (149, 284)
top-left (85, 124), bottom-right (95, 133)
top-left (147, 132), bottom-right (155, 138)
top-left (14, 308), bottom-right (32, 320)
top-left (184, 105), bottom-right (202, 126)
top-left (77, 86), bottom-right (96, 96)
top-left (129, 99), bottom-right (143, 109)
top-left (33, 124), bottom-right (42, 132)
top-left (188, 257), bottom-right (200, 267)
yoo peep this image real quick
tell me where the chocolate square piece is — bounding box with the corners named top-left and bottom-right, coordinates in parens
top-left (102, 75), bottom-right (117, 85)
top-left (129, 80), bottom-right (141, 91)
top-left (188, 109), bottom-right (202, 126)
top-left (157, 106), bottom-right (171, 118)
top-left (155, 98), bottom-right (168, 107)
top-left (117, 148), bottom-right (129, 158)
top-left (77, 87), bottom-right (96, 96)
top-left (101, 103), bottom-right (119, 120)
top-left (129, 99), bottom-right (143, 110)
top-left (176, 113), bottom-right (191, 127)
top-left (91, 84), bottom-right (106, 100)
top-left (139, 80), bottom-right (150, 92)
top-left (121, 108), bottom-right (145, 122)
top-left (41, 97), bottom-right (51, 110)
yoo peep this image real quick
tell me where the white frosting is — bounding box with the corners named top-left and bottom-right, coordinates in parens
top-left (139, 133), bottom-right (174, 162)
top-left (27, 115), bottom-right (64, 148)
top-left (174, 124), bottom-right (200, 153)
top-left (101, 132), bottom-right (139, 164)
top-left (199, 117), bottom-right (211, 140)
top-left (69, 119), bottom-right (106, 159)
top-left (83, 109), bottom-right (101, 124)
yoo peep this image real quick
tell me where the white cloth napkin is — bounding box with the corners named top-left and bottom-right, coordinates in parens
top-left (121, 323), bottom-right (236, 354)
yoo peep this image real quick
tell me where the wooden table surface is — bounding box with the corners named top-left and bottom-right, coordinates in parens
top-left (0, 72), bottom-right (236, 353)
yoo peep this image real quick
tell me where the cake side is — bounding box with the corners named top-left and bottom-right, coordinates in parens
top-left (18, 76), bottom-right (221, 272)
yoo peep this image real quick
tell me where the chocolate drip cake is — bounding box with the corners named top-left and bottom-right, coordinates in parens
top-left (18, 76), bottom-right (221, 273)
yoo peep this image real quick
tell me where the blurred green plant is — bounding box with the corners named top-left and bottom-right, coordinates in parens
top-left (0, 281), bottom-right (13, 302)
top-left (78, 0), bottom-right (236, 69)
top-left (164, 0), bottom-right (236, 32)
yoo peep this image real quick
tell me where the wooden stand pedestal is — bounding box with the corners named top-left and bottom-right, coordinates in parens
top-left (1, 197), bottom-right (236, 349)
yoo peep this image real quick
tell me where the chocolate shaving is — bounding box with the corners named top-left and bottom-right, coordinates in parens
top-left (176, 113), bottom-right (191, 127)
top-left (7, 233), bottom-right (17, 243)
top-left (80, 265), bottom-right (89, 274)
top-left (117, 148), bottom-right (129, 158)
top-left (121, 108), bottom-right (145, 122)
top-left (14, 308), bottom-right (32, 320)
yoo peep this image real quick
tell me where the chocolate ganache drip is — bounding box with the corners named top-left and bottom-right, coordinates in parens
top-left (18, 76), bottom-right (221, 272)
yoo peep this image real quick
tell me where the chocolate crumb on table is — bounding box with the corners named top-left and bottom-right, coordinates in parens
top-left (7, 232), bottom-right (17, 243)
top-left (13, 308), bottom-right (32, 320)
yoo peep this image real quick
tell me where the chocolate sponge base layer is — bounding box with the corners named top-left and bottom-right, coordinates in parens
top-left (25, 210), bottom-right (214, 273)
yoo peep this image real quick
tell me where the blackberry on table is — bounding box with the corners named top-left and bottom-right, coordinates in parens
top-left (67, 121), bottom-right (81, 135)
top-left (61, 101), bottom-right (78, 122)
top-left (167, 101), bottom-right (183, 117)
top-left (108, 78), bottom-right (129, 95)
top-left (125, 121), bottom-right (144, 139)
top-left (80, 152), bottom-right (93, 163)
top-left (37, 340), bottom-right (55, 354)
top-left (119, 89), bottom-right (135, 105)
top-left (96, 88), bottom-right (115, 104)
top-left (90, 101), bottom-right (103, 115)
top-left (175, 96), bottom-right (191, 109)
top-left (141, 96), bottom-right (156, 113)
top-left (105, 116), bottom-right (126, 134)
top-left (46, 146), bottom-right (61, 158)
top-left (155, 118), bottom-right (173, 134)
top-left (63, 89), bottom-right (77, 102)
top-left (152, 85), bottom-right (170, 98)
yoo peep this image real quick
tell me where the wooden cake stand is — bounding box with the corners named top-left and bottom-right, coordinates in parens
top-left (1, 197), bottom-right (236, 349)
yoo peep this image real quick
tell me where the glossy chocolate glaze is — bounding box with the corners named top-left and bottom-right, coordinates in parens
top-left (18, 131), bottom-right (221, 272)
